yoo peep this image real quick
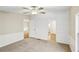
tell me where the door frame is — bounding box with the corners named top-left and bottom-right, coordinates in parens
top-left (75, 13), bottom-right (79, 52)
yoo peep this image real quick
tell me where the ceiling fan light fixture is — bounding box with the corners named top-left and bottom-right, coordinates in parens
top-left (32, 10), bottom-right (38, 14)
top-left (31, 6), bottom-right (37, 8)
top-left (21, 6), bottom-right (45, 15)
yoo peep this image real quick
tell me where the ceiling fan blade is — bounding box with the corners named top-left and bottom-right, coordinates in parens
top-left (22, 7), bottom-right (30, 10)
top-left (38, 7), bottom-right (44, 10)
top-left (23, 12), bottom-right (31, 15)
top-left (40, 12), bottom-right (46, 14)
top-left (20, 6), bottom-right (46, 15)
top-left (31, 6), bottom-right (37, 8)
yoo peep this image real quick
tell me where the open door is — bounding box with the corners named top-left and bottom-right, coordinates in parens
top-left (48, 20), bottom-right (56, 41)
top-left (24, 19), bottom-right (30, 39)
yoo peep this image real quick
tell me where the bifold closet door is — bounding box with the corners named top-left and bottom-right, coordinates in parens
top-left (29, 15), bottom-right (48, 40)
top-left (35, 20), bottom-right (48, 40)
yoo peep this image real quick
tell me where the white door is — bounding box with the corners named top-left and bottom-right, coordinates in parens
top-left (76, 14), bottom-right (79, 52)
top-left (35, 20), bottom-right (48, 40)
top-left (29, 15), bottom-right (48, 40)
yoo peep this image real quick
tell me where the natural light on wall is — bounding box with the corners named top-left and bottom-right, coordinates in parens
top-left (24, 19), bottom-right (29, 32)
top-left (48, 20), bottom-right (56, 33)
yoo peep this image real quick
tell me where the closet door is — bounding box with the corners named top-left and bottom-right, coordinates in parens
top-left (29, 18), bottom-right (36, 38)
top-left (35, 19), bottom-right (48, 40)
top-left (29, 16), bottom-right (48, 40)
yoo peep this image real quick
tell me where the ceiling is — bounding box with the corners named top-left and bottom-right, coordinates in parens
top-left (0, 6), bottom-right (70, 14)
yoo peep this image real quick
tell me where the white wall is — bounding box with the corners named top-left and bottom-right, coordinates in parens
top-left (0, 12), bottom-right (24, 34)
top-left (30, 9), bottom-right (69, 44)
top-left (0, 12), bottom-right (24, 47)
top-left (0, 32), bottom-right (23, 47)
top-left (56, 11), bottom-right (69, 44)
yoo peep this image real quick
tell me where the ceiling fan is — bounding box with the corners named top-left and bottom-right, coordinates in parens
top-left (21, 6), bottom-right (46, 15)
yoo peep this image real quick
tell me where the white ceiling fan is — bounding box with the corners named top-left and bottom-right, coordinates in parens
top-left (21, 6), bottom-right (46, 15)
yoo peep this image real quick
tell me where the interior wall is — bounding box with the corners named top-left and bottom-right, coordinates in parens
top-left (69, 6), bottom-right (79, 51)
top-left (0, 12), bottom-right (24, 47)
top-left (30, 9), bottom-right (69, 43)
top-left (0, 12), bottom-right (24, 34)
top-left (56, 10), bottom-right (69, 44)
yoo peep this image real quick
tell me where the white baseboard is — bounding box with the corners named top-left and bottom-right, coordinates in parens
top-left (69, 36), bottom-right (75, 52)
top-left (56, 36), bottom-right (70, 45)
top-left (0, 32), bottom-right (24, 47)
top-left (56, 40), bottom-right (70, 44)
top-left (30, 37), bottom-right (48, 40)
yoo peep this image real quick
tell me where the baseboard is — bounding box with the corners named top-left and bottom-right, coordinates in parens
top-left (56, 40), bottom-right (70, 45)
top-left (30, 37), bottom-right (48, 40)
top-left (0, 32), bottom-right (24, 47)
top-left (69, 36), bottom-right (75, 52)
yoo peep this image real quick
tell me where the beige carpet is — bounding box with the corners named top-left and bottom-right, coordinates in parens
top-left (0, 38), bottom-right (71, 52)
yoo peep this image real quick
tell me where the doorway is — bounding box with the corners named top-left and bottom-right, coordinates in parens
top-left (75, 13), bottom-right (79, 52)
top-left (24, 19), bottom-right (30, 38)
top-left (48, 20), bottom-right (56, 41)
